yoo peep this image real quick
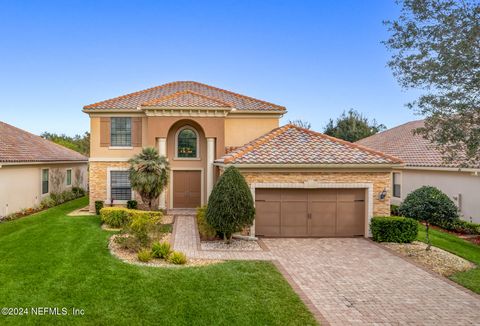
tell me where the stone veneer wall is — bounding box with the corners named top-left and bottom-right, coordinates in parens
top-left (239, 171), bottom-right (391, 216)
top-left (89, 161), bottom-right (130, 212)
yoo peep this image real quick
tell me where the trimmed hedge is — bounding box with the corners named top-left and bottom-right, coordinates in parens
top-left (100, 207), bottom-right (162, 229)
top-left (100, 207), bottom-right (131, 228)
top-left (371, 216), bottom-right (418, 243)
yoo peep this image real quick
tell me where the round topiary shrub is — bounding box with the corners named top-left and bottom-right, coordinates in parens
top-left (399, 186), bottom-right (458, 249)
top-left (206, 166), bottom-right (255, 243)
top-left (398, 186), bottom-right (458, 226)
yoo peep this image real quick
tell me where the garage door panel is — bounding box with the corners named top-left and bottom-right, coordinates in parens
top-left (308, 189), bottom-right (337, 201)
top-left (281, 189), bottom-right (309, 201)
top-left (254, 188), bottom-right (366, 237)
top-left (256, 189), bottom-right (281, 201)
top-left (255, 201), bottom-right (281, 236)
top-left (310, 202), bottom-right (336, 236)
top-left (337, 202), bottom-right (365, 236)
top-left (338, 188), bottom-right (365, 201)
top-left (281, 202), bottom-right (308, 236)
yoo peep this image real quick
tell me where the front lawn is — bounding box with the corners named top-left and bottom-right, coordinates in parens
top-left (417, 225), bottom-right (480, 294)
top-left (0, 198), bottom-right (316, 325)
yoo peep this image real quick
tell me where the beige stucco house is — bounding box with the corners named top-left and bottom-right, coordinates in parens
top-left (84, 81), bottom-right (403, 237)
top-left (0, 121), bottom-right (88, 218)
top-left (357, 120), bottom-right (480, 223)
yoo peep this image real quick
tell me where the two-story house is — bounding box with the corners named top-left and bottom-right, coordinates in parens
top-left (84, 81), bottom-right (403, 237)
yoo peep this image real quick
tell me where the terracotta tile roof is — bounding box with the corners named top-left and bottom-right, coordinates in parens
top-left (0, 121), bottom-right (88, 163)
top-left (357, 120), bottom-right (479, 169)
top-left (142, 90), bottom-right (232, 107)
top-left (218, 124), bottom-right (403, 165)
top-left (83, 81), bottom-right (286, 112)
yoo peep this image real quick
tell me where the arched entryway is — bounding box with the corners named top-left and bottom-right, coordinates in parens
top-left (166, 120), bottom-right (207, 209)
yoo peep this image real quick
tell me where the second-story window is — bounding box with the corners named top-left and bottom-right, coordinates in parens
top-left (111, 117), bottom-right (131, 147)
top-left (177, 127), bottom-right (198, 158)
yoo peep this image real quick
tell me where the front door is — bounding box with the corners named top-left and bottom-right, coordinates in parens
top-left (173, 171), bottom-right (201, 208)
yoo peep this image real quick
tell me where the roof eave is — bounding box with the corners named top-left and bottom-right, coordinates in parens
top-left (0, 160), bottom-right (89, 166)
top-left (213, 162), bottom-right (405, 169)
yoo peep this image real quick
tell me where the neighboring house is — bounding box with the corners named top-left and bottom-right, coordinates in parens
top-left (0, 121), bottom-right (88, 217)
top-left (357, 120), bottom-right (480, 223)
top-left (84, 81), bottom-right (403, 237)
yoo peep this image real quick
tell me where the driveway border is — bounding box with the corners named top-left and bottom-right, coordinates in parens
top-left (271, 260), bottom-right (330, 325)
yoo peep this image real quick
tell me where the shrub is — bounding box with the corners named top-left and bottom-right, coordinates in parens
top-left (137, 249), bottom-right (152, 262)
top-left (399, 186), bottom-right (458, 249)
top-left (127, 210), bottom-right (162, 246)
top-left (167, 251), bottom-right (187, 265)
top-left (95, 201), bottom-right (104, 215)
top-left (390, 204), bottom-right (400, 216)
top-left (449, 219), bottom-right (480, 235)
top-left (100, 207), bottom-right (131, 228)
top-left (371, 216), bottom-right (418, 243)
top-left (151, 241), bottom-right (171, 259)
top-left (40, 196), bottom-right (55, 209)
top-left (127, 200), bottom-right (138, 210)
top-left (196, 205), bottom-right (216, 239)
top-left (72, 187), bottom-right (86, 197)
top-left (114, 235), bottom-right (141, 252)
top-left (206, 166), bottom-right (255, 243)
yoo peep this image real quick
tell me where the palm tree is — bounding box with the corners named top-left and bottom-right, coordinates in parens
top-left (128, 147), bottom-right (169, 210)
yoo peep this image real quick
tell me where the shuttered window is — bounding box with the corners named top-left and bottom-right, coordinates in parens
top-left (111, 117), bottom-right (131, 147)
top-left (111, 171), bottom-right (131, 201)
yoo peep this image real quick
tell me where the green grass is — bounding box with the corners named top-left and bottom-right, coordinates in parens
top-left (417, 225), bottom-right (480, 294)
top-left (0, 198), bottom-right (316, 325)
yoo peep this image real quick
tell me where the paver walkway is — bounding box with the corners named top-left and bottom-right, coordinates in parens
top-left (173, 215), bottom-right (480, 325)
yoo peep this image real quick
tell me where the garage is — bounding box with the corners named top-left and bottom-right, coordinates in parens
top-left (254, 188), bottom-right (366, 237)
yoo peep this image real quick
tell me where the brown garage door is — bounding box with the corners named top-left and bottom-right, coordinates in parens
top-left (173, 171), bottom-right (201, 208)
top-left (255, 188), bottom-right (365, 237)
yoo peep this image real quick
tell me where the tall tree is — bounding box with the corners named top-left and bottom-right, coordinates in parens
top-left (384, 0), bottom-right (480, 167)
top-left (129, 147), bottom-right (169, 210)
top-left (206, 166), bottom-right (255, 244)
top-left (41, 132), bottom-right (90, 156)
top-left (323, 109), bottom-right (386, 142)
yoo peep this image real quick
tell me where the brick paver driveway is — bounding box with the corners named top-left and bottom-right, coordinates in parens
top-left (173, 215), bottom-right (480, 325)
top-left (262, 238), bottom-right (480, 325)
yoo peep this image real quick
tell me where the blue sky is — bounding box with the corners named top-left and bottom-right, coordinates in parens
top-left (0, 0), bottom-right (420, 136)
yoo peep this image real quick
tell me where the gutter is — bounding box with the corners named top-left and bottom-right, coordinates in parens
top-left (0, 160), bottom-right (88, 166)
top-left (213, 162), bottom-right (405, 169)
top-left (402, 166), bottom-right (480, 173)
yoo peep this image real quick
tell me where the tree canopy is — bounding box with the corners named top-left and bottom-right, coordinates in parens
top-left (41, 132), bottom-right (90, 156)
top-left (129, 147), bottom-right (169, 210)
top-left (384, 0), bottom-right (480, 167)
top-left (288, 119), bottom-right (311, 129)
top-left (323, 109), bottom-right (386, 142)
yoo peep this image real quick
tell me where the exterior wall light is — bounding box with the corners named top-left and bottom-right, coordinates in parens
top-left (379, 188), bottom-right (387, 200)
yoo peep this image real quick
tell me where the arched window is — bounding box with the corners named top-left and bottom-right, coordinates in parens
top-left (176, 127), bottom-right (198, 158)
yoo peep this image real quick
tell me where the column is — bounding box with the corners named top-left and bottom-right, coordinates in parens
top-left (158, 138), bottom-right (167, 209)
top-left (206, 138), bottom-right (215, 202)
